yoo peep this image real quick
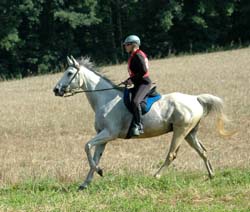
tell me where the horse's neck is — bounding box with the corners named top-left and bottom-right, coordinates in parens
top-left (80, 67), bottom-right (121, 111)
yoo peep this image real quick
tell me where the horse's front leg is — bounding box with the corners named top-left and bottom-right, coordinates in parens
top-left (79, 143), bottom-right (106, 190)
top-left (79, 129), bottom-right (114, 190)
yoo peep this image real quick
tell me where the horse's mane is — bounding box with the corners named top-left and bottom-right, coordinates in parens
top-left (77, 56), bottom-right (96, 71)
top-left (77, 56), bottom-right (123, 91)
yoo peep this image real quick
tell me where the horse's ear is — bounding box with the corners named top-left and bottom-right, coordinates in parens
top-left (71, 55), bottom-right (80, 70)
top-left (67, 56), bottom-right (73, 66)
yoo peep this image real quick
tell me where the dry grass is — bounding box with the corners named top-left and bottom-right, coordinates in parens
top-left (0, 48), bottom-right (250, 186)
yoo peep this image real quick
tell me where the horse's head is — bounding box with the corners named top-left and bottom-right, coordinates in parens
top-left (53, 56), bottom-right (83, 97)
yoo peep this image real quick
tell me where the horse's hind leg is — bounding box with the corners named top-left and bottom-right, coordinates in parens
top-left (185, 126), bottom-right (214, 179)
top-left (154, 127), bottom-right (185, 179)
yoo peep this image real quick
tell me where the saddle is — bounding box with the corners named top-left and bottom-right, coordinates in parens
top-left (123, 86), bottom-right (161, 115)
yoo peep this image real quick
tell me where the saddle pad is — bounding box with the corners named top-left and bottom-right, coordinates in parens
top-left (143, 94), bottom-right (161, 114)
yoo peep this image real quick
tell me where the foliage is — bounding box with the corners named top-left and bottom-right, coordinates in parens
top-left (0, 0), bottom-right (250, 79)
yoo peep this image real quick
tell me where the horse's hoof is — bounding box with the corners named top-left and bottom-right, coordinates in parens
top-left (208, 174), bottom-right (215, 180)
top-left (97, 168), bottom-right (103, 177)
top-left (78, 184), bottom-right (87, 191)
top-left (154, 173), bottom-right (161, 179)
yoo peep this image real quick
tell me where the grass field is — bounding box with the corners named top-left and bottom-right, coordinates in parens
top-left (1, 169), bottom-right (250, 211)
top-left (0, 48), bottom-right (250, 211)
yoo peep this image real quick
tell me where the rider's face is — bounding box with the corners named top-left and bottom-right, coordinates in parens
top-left (124, 43), bottom-right (133, 53)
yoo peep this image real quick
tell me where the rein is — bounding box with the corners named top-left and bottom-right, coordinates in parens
top-left (63, 57), bottom-right (130, 97)
top-left (63, 83), bottom-right (125, 97)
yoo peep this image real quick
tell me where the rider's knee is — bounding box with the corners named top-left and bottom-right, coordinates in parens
top-left (132, 99), bottom-right (140, 107)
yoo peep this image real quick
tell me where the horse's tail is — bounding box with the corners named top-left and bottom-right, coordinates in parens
top-left (197, 94), bottom-right (235, 137)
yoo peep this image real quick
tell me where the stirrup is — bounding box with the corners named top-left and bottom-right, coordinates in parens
top-left (139, 128), bottom-right (144, 134)
top-left (139, 123), bottom-right (144, 134)
top-left (131, 124), bottom-right (144, 136)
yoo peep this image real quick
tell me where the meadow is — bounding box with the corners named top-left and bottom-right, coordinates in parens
top-left (0, 48), bottom-right (250, 211)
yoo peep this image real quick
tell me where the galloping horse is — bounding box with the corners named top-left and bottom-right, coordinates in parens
top-left (53, 56), bottom-right (233, 190)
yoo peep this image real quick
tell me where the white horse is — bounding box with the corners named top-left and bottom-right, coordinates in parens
top-left (53, 56), bottom-right (233, 190)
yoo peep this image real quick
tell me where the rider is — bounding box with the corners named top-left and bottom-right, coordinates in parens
top-left (123, 35), bottom-right (152, 136)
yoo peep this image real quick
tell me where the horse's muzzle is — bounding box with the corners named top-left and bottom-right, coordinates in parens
top-left (53, 87), bottom-right (64, 97)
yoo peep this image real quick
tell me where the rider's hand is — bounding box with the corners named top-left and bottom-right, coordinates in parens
top-left (123, 78), bottom-right (133, 86)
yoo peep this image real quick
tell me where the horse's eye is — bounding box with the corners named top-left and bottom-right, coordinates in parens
top-left (67, 72), bottom-right (73, 77)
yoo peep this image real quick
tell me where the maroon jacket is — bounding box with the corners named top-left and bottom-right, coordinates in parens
top-left (128, 49), bottom-right (151, 86)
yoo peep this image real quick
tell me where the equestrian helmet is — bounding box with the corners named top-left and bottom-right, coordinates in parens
top-left (123, 35), bottom-right (141, 46)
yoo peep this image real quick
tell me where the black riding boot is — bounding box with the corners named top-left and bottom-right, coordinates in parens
top-left (131, 105), bottom-right (144, 136)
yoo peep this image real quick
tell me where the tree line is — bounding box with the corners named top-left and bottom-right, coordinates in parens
top-left (0, 0), bottom-right (250, 79)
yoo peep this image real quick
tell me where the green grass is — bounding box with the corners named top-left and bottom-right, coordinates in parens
top-left (1, 169), bottom-right (250, 212)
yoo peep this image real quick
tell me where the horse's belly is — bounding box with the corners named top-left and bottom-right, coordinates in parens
top-left (141, 121), bottom-right (171, 138)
